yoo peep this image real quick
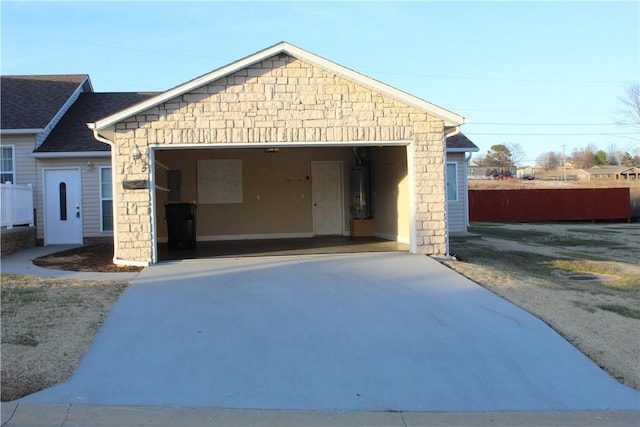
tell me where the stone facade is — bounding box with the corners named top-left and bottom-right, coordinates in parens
top-left (109, 54), bottom-right (447, 263)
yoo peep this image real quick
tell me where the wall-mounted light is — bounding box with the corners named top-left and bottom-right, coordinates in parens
top-left (86, 161), bottom-right (93, 172)
top-left (132, 143), bottom-right (142, 162)
top-left (264, 147), bottom-right (279, 153)
top-left (129, 142), bottom-right (148, 172)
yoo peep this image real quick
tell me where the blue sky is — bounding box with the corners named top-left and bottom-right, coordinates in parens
top-left (2, 1), bottom-right (638, 165)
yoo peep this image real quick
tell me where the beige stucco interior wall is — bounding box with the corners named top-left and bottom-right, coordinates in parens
top-left (155, 147), bottom-right (352, 238)
top-left (154, 146), bottom-right (408, 240)
top-left (371, 146), bottom-right (409, 243)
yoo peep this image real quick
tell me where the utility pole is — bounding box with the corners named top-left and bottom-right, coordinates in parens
top-left (562, 144), bottom-right (567, 181)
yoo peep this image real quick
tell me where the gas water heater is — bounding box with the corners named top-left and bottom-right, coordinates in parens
top-left (351, 164), bottom-right (371, 219)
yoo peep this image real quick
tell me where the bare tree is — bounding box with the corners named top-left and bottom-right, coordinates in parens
top-left (536, 151), bottom-right (562, 171)
top-left (571, 145), bottom-right (597, 169)
top-left (618, 84), bottom-right (640, 154)
top-left (619, 84), bottom-right (640, 126)
top-left (505, 142), bottom-right (526, 167)
top-left (607, 144), bottom-right (621, 165)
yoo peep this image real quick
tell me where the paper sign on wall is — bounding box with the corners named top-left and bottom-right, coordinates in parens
top-left (197, 159), bottom-right (243, 204)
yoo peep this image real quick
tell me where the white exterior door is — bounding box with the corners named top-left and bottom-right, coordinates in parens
top-left (44, 168), bottom-right (83, 245)
top-left (311, 161), bottom-right (344, 235)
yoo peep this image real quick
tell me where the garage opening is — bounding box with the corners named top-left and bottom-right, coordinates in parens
top-left (152, 144), bottom-right (410, 261)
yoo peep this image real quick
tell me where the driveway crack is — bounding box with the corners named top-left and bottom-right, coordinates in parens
top-left (60, 404), bottom-right (71, 427)
top-left (0, 402), bottom-right (18, 426)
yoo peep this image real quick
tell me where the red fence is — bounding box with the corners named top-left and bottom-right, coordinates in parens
top-left (469, 188), bottom-right (631, 222)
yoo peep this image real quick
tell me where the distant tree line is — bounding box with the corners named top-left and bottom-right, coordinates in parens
top-left (536, 145), bottom-right (640, 171)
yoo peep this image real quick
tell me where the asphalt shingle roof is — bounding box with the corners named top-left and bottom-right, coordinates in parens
top-left (36, 92), bottom-right (158, 152)
top-left (1, 75), bottom-right (89, 130)
top-left (446, 132), bottom-right (479, 151)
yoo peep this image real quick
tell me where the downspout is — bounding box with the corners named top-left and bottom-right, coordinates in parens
top-left (89, 126), bottom-right (121, 264)
top-left (443, 126), bottom-right (461, 257)
top-left (465, 151), bottom-right (472, 229)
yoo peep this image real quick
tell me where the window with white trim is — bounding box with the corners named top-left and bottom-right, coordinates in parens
top-left (100, 167), bottom-right (113, 232)
top-left (446, 162), bottom-right (458, 202)
top-left (1, 145), bottom-right (16, 183)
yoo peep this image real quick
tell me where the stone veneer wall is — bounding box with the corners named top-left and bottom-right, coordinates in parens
top-left (110, 54), bottom-right (446, 264)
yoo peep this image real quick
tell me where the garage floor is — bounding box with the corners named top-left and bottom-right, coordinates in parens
top-left (22, 253), bottom-right (639, 411)
top-left (157, 236), bottom-right (409, 260)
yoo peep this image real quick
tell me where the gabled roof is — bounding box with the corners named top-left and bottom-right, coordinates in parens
top-left (1, 74), bottom-right (92, 130)
top-left (35, 92), bottom-right (158, 153)
top-left (585, 165), bottom-right (638, 175)
top-left (91, 42), bottom-right (466, 131)
top-left (446, 132), bottom-right (479, 152)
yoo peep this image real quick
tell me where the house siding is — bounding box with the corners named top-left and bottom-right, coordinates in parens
top-left (36, 157), bottom-right (112, 241)
top-left (2, 135), bottom-right (38, 186)
top-left (446, 152), bottom-right (467, 233)
top-left (108, 54), bottom-right (447, 263)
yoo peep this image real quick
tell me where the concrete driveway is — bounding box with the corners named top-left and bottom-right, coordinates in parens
top-left (23, 253), bottom-right (639, 411)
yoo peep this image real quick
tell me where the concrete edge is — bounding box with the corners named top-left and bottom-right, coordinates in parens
top-left (2, 403), bottom-right (639, 427)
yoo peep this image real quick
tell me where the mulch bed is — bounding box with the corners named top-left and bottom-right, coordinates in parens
top-left (32, 244), bottom-right (143, 273)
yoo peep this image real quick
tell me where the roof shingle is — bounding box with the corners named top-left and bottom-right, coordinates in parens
top-left (1, 75), bottom-right (90, 130)
top-left (446, 132), bottom-right (479, 152)
top-left (36, 92), bottom-right (158, 152)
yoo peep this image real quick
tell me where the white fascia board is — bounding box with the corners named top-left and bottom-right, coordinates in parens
top-left (446, 147), bottom-right (480, 153)
top-left (92, 42), bottom-right (465, 130)
top-left (1, 129), bottom-right (44, 135)
top-left (149, 140), bottom-right (412, 150)
top-left (32, 151), bottom-right (111, 158)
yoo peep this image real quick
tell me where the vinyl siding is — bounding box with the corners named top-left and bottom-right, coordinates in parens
top-left (2, 135), bottom-right (37, 186)
top-left (36, 157), bottom-right (112, 240)
top-left (446, 152), bottom-right (467, 233)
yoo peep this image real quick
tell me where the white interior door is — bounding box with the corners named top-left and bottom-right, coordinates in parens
top-left (44, 168), bottom-right (83, 244)
top-left (311, 161), bottom-right (344, 235)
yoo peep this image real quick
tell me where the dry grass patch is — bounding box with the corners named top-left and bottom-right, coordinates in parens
top-left (547, 259), bottom-right (640, 290)
top-left (446, 222), bottom-right (640, 390)
top-left (1, 274), bottom-right (129, 401)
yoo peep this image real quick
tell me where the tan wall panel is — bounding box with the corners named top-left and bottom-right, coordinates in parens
top-left (155, 147), bottom-right (356, 239)
top-left (371, 146), bottom-right (409, 242)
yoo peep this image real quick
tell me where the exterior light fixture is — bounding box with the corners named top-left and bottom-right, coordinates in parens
top-left (132, 143), bottom-right (142, 162)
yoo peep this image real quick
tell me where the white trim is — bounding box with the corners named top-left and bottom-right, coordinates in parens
top-left (99, 166), bottom-right (113, 233)
top-left (42, 167), bottom-right (83, 246)
top-left (91, 130), bottom-right (120, 263)
top-left (32, 151), bottom-right (111, 158)
top-left (1, 129), bottom-right (44, 135)
top-left (149, 148), bottom-right (159, 264)
top-left (406, 144), bottom-right (417, 254)
top-left (158, 232), bottom-right (314, 243)
top-left (90, 42), bottom-right (465, 130)
top-left (151, 140), bottom-right (412, 151)
top-left (37, 76), bottom-right (92, 148)
top-left (0, 144), bottom-right (16, 184)
top-left (446, 147), bottom-right (480, 153)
